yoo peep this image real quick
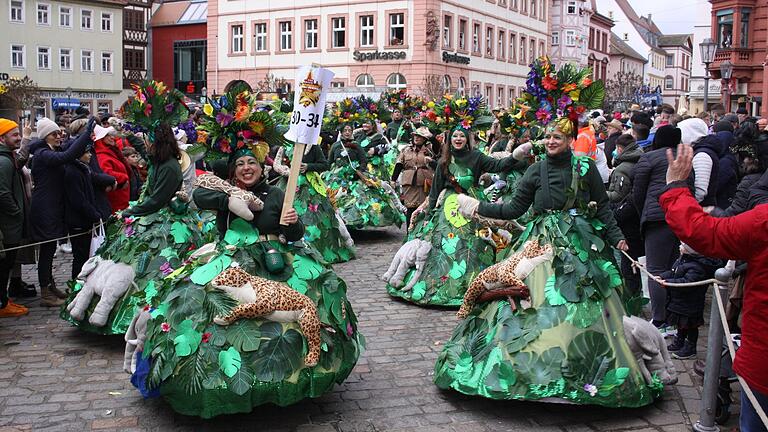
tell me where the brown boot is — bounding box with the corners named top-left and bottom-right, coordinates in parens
top-left (49, 281), bottom-right (68, 299)
top-left (40, 285), bottom-right (65, 307)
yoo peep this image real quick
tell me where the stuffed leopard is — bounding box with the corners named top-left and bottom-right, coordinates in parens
top-left (194, 173), bottom-right (264, 220)
top-left (211, 266), bottom-right (322, 367)
top-left (457, 240), bottom-right (554, 319)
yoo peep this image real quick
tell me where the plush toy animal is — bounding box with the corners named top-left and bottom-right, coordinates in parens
top-left (123, 308), bottom-right (152, 373)
top-left (622, 315), bottom-right (678, 385)
top-left (380, 180), bottom-right (408, 213)
top-left (381, 239), bottom-right (432, 291)
top-left (335, 210), bottom-right (355, 249)
top-left (194, 173), bottom-right (264, 221)
top-left (457, 240), bottom-right (553, 319)
top-left (66, 256), bottom-right (136, 327)
top-left (211, 266), bottom-right (322, 367)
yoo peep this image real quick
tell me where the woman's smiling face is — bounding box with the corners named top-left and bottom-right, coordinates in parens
top-left (451, 130), bottom-right (467, 150)
top-left (234, 155), bottom-right (262, 187)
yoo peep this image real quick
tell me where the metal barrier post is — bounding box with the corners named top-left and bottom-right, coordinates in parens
top-left (694, 268), bottom-right (732, 432)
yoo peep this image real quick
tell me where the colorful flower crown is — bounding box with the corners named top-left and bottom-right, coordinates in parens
top-left (381, 90), bottom-right (424, 117)
top-left (419, 93), bottom-right (493, 133)
top-left (120, 80), bottom-right (189, 134)
top-left (323, 95), bottom-right (389, 131)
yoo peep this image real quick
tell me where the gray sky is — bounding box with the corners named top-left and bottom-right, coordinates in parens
top-left (624, 0), bottom-right (711, 34)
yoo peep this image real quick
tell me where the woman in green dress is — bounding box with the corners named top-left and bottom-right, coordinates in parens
top-left (61, 123), bottom-right (214, 335)
top-left (385, 126), bottom-right (523, 306)
top-left (354, 118), bottom-right (390, 180)
top-left (433, 119), bottom-right (663, 407)
top-left (272, 142), bottom-right (356, 263)
top-left (325, 124), bottom-right (405, 230)
top-left (128, 146), bottom-right (363, 418)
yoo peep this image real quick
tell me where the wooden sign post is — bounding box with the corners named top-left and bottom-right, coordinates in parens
top-left (280, 65), bottom-right (335, 225)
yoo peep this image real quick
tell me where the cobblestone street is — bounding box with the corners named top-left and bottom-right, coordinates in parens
top-left (0, 227), bottom-right (739, 431)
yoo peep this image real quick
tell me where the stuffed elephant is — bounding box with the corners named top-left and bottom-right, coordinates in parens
top-left (123, 308), bottom-right (152, 373)
top-left (335, 210), bottom-right (355, 249)
top-left (381, 239), bottom-right (432, 291)
top-left (66, 256), bottom-right (136, 327)
top-left (622, 315), bottom-right (678, 385)
top-left (380, 181), bottom-right (408, 213)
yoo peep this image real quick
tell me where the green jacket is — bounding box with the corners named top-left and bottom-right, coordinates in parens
top-left (428, 147), bottom-right (522, 210)
top-left (606, 141), bottom-right (643, 203)
top-left (0, 144), bottom-right (26, 244)
top-left (299, 144), bottom-right (330, 173)
top-left (329, 140), bottom-right (368, 172)
top-left (479, 150), bottom-right (624, 246)
top-left (385, 119), bottom-right (411, 143)
top-left (193, 180), bottom-right (304, 242)
top-left (123, 157), bottom-right (183, 217)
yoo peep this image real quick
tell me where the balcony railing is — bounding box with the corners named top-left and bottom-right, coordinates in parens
top-left (714, 48), bottom-right (753, 63)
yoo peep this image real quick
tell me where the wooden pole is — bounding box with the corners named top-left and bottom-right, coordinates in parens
top-left (279, 142), bottom-right (306, 225)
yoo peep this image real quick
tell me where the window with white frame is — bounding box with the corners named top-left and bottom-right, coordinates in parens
top-left (359, 15), bottom-right (374, 47)
top-left (497, 87), bottom-right (504, 107)
top-left (37, 46), bottom-right (50, 69)
top-left (37, 3), bottom-right (50, 25)
top-left (387, 73), bottom-right (407, 90)
top-left (332, 17), bottom-right (346, 48)
top-left (231, 24), bottom-right (244, 53)
top-left (565, 30), bottom-right (576, 46)
top-left (442, 74), bottom-right (451, 92)
top-left (389, 13), bottom-right (404, 45)
top-left (330, 81), bottom-right (345, 88)
top-left (11, 44), bottom-right (25, 68)
top-left (472, 23), bottom-right (480, 53)
top-left (509, 33), bottom-right (516, 62)
top-left (552, 31), bottom-right (559, 45)
top-left (101, 12), bottom-right (112, 32)
top-left (81, 49), bottom-right (93, 71)
top-left (529, 38), bottom-right (536, 62)
top-left (97, 101), bottom-right (111, 114)
top-left (81, 9), bottom-right (92, 29)
top-left (443, 15), bottom-right (452, 48)
top-left (567, 1), bottom-right (577, 14)
top-left (519, 35), bottom-right (526, 63)
top-left (530, 0), bottom-right (537, 17)
top-left (509, 87), bottom-right (516, 103)
top-left (665, 76), bottom-right (674, 89)
top-left (458, 19), bottom-right (466, 51)
top-left (59, 6), bottom-right (71, 27)
top-left (666, 54), bottom-right (674, 67)
top-left (356, 73), bottom-right (375, 87)
top-left (254, 22), bottom-right (267, 52)
top-left (484, 85), bottom-right (492, 102)
top-left (59, 48), bottom-right (71, 70)
top-left (458, 77), bottom-right (466, 96)
top-left (279, 21), bottom-right (292, 50)
top-left (498, 30), bottom-right (505, 60)
top-left (101, 52), bottom-right (112, 73)
top-left (10, 0), bottom-right (24, 22)
top-left (304, 19), bottom-right (318, 49)
top-left (485, 27), bottom-right (493, 56)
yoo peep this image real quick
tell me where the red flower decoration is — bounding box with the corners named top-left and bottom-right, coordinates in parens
top-left (202, 332), bottom-right (211, 343)
top-left (444, 107), bottom-right (452, 115)
top-left (160, 322), bottom-right (170, 332)
top-left (542, 76), bottom-right (559, 91)
top-left (143, 103), bottom-right (152, 116)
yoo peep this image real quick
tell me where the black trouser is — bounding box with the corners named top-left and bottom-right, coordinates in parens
top-left (1, 245), bottom-right (19, 308)
top-left (70, 229), bottom-right (91, 280)
top-left (643, 222), bottom-right (680, 324)
top-left (405, 207), bottom-right (418, 229)
top-left (37, 240), bottom-right (57, 289)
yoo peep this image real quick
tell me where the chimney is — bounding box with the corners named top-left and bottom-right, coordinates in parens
top-left (624, 33), bottom-right (629, 41)
top-left (608, 11), bottom-right (613, 19)
top-left (648, 13), bottom-right (652, 21)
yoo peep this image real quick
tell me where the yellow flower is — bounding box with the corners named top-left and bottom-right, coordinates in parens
top-left (444, 94), bottom-right (453, 100)
top-left (455, 99), bottom-right (467, 107)
top-left (371, 202), bottom-right (382, 212)
top-left (381, 122), bottom-right (387, 129)
top-left (569, 90), bottom-right (581, 102)
top-left (155, 81), bottom-right (167, 94)
top-left (203, 103), bottom-right (214, 116)
top-left (271, 95), bottom-right (279, 100)
top-left (427, 101), bottom-right (435, 109)
top-left (345, 99), bottom-right (352, 106)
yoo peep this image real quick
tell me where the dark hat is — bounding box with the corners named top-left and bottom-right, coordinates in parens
top-left (713, 120), bottom-right (734, 133)
top-left (736, 107), bottom-right (748, 114)
top-left (652, 125), bottom-right (682, 150)
top-left (723, 114), bottom-right (739, 124)
top-left (72, 106), bottom-right (90, 121)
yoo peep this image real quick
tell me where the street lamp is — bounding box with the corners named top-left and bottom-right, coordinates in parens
top-left (720, 60), bottom-right (734, 111)
top-left (699, 38), bottom-right (717, 116)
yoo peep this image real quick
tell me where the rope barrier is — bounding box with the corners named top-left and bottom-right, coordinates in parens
top-left (619, 250), bottom-right (768, 427)
top-left (0, 228), bottom-right (94, 254)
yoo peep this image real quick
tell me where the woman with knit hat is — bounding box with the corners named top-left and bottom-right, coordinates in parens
top-left (93, 124), bottom-right (132, 212)
top-left (28, 116), bottom-right (96, 307)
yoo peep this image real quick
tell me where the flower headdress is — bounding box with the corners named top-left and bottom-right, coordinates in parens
top-left (120, 80), bottom-right (189, 137)
top-left (323, 96), bottom-right (389, 131)
top-left (382, 90), bottom-right (424, 117)
top-left (195, 82), bottom-right (283, 162)
top-left (419, 93), bottom-right (493, 133)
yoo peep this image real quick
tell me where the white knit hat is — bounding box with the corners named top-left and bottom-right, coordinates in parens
top-left (678, 118), bottom-right (709, 144)
top-left (93, 125), bottom-right (116, 141)
top-left (35, 117), bottom-right (59, 140)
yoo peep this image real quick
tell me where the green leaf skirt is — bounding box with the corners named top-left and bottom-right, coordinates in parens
top-left (324, 166), bottom-right (405, 230)
top-left (133, 220), bottom-right (364, 418)
top-left (59, 207), bottom-right (218, 335)
top-left (434, 212), bottom-right (662, 407)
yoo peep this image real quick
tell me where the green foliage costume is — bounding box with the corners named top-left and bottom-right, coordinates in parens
top-left (130, 179), bottom-right (363, 418)
top-left (434, 150), bottom-right (659, 406)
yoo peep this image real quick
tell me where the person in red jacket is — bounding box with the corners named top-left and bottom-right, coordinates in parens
top-left (93, 125), bottom-right (131, 212)
top-left (660, 143), bottom-right (768, 432)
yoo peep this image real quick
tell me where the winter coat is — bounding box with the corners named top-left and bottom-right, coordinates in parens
top-left (354, 130), bottom-right (387, 156)
top-left (660, 253), bottom-right (723, 318)
top-left (692, 135), bottom-right (721, 207)
top-left (660, 184), bottom-right (768, 395)
top-left (385, 119), bottom-right (411, 143)
top-left (128, 166), bottom-right (143, 201)
top-left (747, 169), bottom-right (768, 210)
top-left (122, 157), bottom-right (182, 217)
top-left (64, 135), bottom-right (115, 219)
top-left (711, 173), bottom-right (763, 217)
top-left (606, 141), bottom-right (643, 203)
top-left (329, 140), bottom-right (368, 172)
top-left (28, 120), bottom-right (94, 241)
top-left (714, 131), bottom-right (739, 208)
top-left (63, 159), bottom-right (103, 230)
top-left (94, 138), bottom-right (131, 212)
top-left (603, 131), bottom-right (622, 168)
top-left (0, 144), bottom-right (27, 244)
top-left (633, 147), bottom-right (693, 228)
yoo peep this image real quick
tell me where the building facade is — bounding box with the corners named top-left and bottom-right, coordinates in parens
top-left (587, 10), bottom-right (613, 82)
top-left (688, 2), bottom-right (716, 115)
top-left (207, 0), bottom-right (549, 106)
top-left (150, 0), bottom-right (207, 98)
top-left (608, 32), bottom-right (646, 77)
top-left (708, 0), bottom-right (768, 116)
top-left (659, 35), bottom-right (693, 109)
top-left (1, 0), bottom-right (126, 118)
top-left (549, 0), bottom-right (592, 68)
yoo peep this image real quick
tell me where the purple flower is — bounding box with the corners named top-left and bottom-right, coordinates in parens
top-left (159, 261), bottom-right (173, 275)
top-left (557, 95), bottom-right (573, 110)
top-left (216, 113), bottom-right (233, 127)
top-left (583, 383), bottom-right (597, 397)
top-left (347, 322), bottom-right (354, 337)
top-left (124, 225), bottom-right (135, 237)
top-left (164, 103), bottom-right (175, 113)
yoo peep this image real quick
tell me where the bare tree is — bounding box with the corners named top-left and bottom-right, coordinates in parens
top-left (255, 73), bottom-right (289, 93)
top-left (604, 70), bottom-right (643, 112)
top-left (0, 75), bottom-right (40, 112)
top-left (417, 74), bottom-right (445, 101)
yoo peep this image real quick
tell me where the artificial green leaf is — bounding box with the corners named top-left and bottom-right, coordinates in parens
top-left (223, 218), bottom-right (259, 246)
top-left (294, 200), bottom-right (308, 216)
top-left (306, 172), bottom-right (327, 196)
top-left (410, 280), bottom-right (426, 301)
top-left (536, 305), bottom-right (567, 330)
top-left (286, 273), bottom-right (309, 294)
top-left (252, 323), bottom-right (304, 382)
top-left (190, 255), bottom-right (232, 285)
top-left (159, 247), bottom-right (176, 259)
top-left (544, 275), bottom-right (566, 306)
top-left (443, 194), bottom-right (469, 228)
top-left (150, 302), bottom-right (169, 319)
top-left (448, 260), bottom-right (467, 279)
top-left (441, 235), bottom-right (460, 254)
top-left (225, 320), bottom-right (262, 352)
top-left (321, 248), bottom-right (339, 263)
top-left (218, 346), bottom-right (241, 378)
top-left (292, 254), bottom-right (324, 281)
top-left (579, 80), bottom-right (606, 109)
top-left (563, 330), bottom-right (612, 381)
top-left (226, 365), bottom-right (253, 396)
top-left (202, 369), bottom-right (226, 390)
top-left (173, 319), bottom-right (203, 357)
top-left (566, 299), bottom-right (602, 329)
top-left (170, 221), bottom-right (192, 244)
top-left (144, 280), bottom-right (158, 304)
top-left (597, 367), bottom-right (630, 396)
top-left (304, 225), bottom-right (321, 242)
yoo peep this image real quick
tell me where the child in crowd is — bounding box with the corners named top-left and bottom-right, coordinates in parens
top-left (122, 147), bottom-right (145, 201)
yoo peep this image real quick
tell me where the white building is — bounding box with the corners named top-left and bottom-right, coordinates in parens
top-left (659, 35), bottom-right (693, 109)
top-left (0, 0), bottom-right (127, 118)
top-left (688, 2), bottom-right (717, 115)
top-left (549, 0), bottom-right (592, 67)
